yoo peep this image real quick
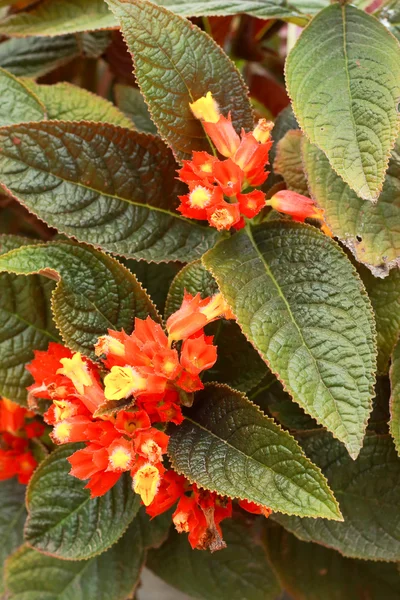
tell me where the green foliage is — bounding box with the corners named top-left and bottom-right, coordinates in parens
top-left (274, 431), bottom-right (400, 561)
top-left (203, 222), bottom-right (376, 458)
top-left (273, 129), bottom-right (309, 195)
top-left (0, 479), bottom-right (26, 596)
top-left (304, 137), bottom-right (400, 275)
top-left (168, 384), bottom-right (341, 519)
top-left (390, 340), bottom-right (400, 455)
top-left (0, 240), bottom-right (158, 358)
top-left (148, 518), bottom-right (282, 600)
top-left (24, 444), bottom-right (140, 560)
top-left (286, 4), bottom-right (400, 201)
top-left (114, 84), bottom-right (158, 134)
top-left (0, 68), bottom-right (45, 126)
top-left (106, 0), bottom-right (254, 161)
top-left (0, 121), bottom-right (219, 262)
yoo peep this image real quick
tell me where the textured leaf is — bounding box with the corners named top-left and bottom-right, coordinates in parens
top-left (286, 3), bottom-right (400, 201)
top-left (144, 0), bottom-right (330, 20)
top-left (168, 384), bottom-right (341, 520)
top-left (0, 235), bottom-right (59, 405)
top-left (0, 32), bottom-right (110, 79)
top-left (264, 105), bottom-right (300, 193)
top-left (390, 339), bottom-right (400, 455)
top-left (25, 81), bottom-right (133, 128)
top-left (106, 0), bottom-right (254, 161)
top-left (273, 129), bottom-right (309, 196)
top-left (125, 259), bottom-right (180, 314)
top-left (165, 260), bottom-right (268, 392)
top-left (114, 84), bottom-right (158, 135)
top-left (274, 431), bottom-right (400, 561)
top-left (0, 240), bottom-right (158, 359)
top-left (0, 479), bottom-right (26, 596)
top-left (0, 121), bottom-right (219, 263)
top-left (0, 0), bottom-right (117, 37)
top-left (360, 265), bottom-right (400, 373)
top-left (265, 525), bottom-right (400, 600)
top-left (203, 222), bottom-right (376, 458)
top-left (148, 518), bottom-right (281, 600)
top-left (5, 507), bottom-right (169, 600)
top-left (303, 137), bottom-right (400, 276)
top-left (0, 68), bottom-right (45, 126)
top-left (25, 443), bottom-right (140, 560)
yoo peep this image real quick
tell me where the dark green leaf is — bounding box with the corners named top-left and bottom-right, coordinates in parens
top-left (25, 443), bottom-right (140, 560)
top-left (106, 0), bottom-right (254, 161)
top-left (273, 129), bottom-right (309, 196)
top-left (0, 121), bottom-right (219, 263)
top-left (0, 479), bottom-right (27, 596)
top-left (168, 384), bottom-right (342, 520)
top-left (114, 84), bottom-right (158, 135)
top-left (0, 68), bottom-right (45, 126)
top-left (125, 259), bottom-right (181, 315)
top-left (286, 4), bottom-right (400, 201)
top-left (390, 339), bottom-right (400, 455)
top-left (0, 235), bottom-right (59, 405)
top-left (303, 137), bottom-right (400, 276)
top-left (265, 525), bottom-right (400, 600)
top-left (274, 431), bottom-right (400, 561)
top-left (0, 0), bottom-right (117, 37)
top-left (203, 222), bottom-right (376, 458)
top-left (148, 518), bottom-right (281, 600)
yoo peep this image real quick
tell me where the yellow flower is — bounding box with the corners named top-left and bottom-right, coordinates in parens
top-left (189, 91), bottom-right (220, 123)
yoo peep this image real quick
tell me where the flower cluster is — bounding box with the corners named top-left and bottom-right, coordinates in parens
top-left (178, 91), bottom-right (273, 231)
top-left (178, 91), bottom-right (331, 234)
top-left (25, 292), bottom-right (269, 550)
top-left (0, 397), bottom-right (44, 484)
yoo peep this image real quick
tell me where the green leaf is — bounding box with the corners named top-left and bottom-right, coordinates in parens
top-left (0, 0), bottom-right (117, 37)
top-left (114, 84), bottom-right (158, 135)
top-left (0, 32), bottom-right (110, 79)
top-left (148, 518), bottom-right (281, 600)
top-left (168, 384), bottom-right (342, 520)
top-left (203, 222), bottom-right (376, 458)
top-left (106, 0), bottom-right (254, 161)
top-left (125, 259), bottom-right (181, 315)
top-left (274, 431), bottom-right (400, 561)
top-left (0, 240), bottom-right (158, 359)
top-left (264, 104), bottom-right (299, 193)
top-left (141, 0), bottom-right (330, 21)
top-left (0, 235), bottom-right (59, 405)
top-left (0, 121), bottom-right (219, 263)
top-left (379, 0), bottom-right (400, 42)
top-left (303, 137), bottom-right (400, 275)
top-left (0, 68), bottom-right (45, 126)
top-left (165, 260), bottom-right (268, 392)
top-left (0, 479), bottom-right (27, 596)
top-left (25, 81), bottom-right (133, 128)
top-left (273, 129), bottom-right (309, 196)
top-left (265, 525), bottom-right (400, 600)
top-left (286, 4), bottom-right (400, 201)
top-left (360, 266), bottom-right (400, 373)
top-left (24, 443), bottom-right (140, 560)
top-left (390, 339), bottom-right (400, 455)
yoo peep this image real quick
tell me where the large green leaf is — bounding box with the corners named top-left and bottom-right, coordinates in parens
top-left (286, 3), bottom-right (400, 201)
top-left (274, 431), bottom-right (400, 561)
top-left (265, 525), bottom-right (400, 600)
top-left (273, 129), bottom-right (309, 196)
top-left (389, 339), bottom-right (400, 456)
top-left (5, 508), bottom-right (169, 600)
top-left (360, 265), bottom-right (400, 373)
top-left (203, 222), bottom-right (376, 458)
top-left (0, 121), bottom-right (219, 262)
top-left (0, 479), bottom-right (27, 596)
top-left (106, 0), bottom-right (254, 161)
top-left (304, 138), bottom-right (400, 275)
top-left (0, 235), bottom-right (59, 405)
top-left (25, 81), bottom-right (133, 128)
top-left (0, 68), bottom-right (45, 126)
top-left (24, 443), bottom-right (140, 560)
top-left (148, 518), bottom-right (281, 600)
top-left (114, 84), bottom-right (158, 135)
top-left (0, 32), bottom-right (110, 78)
top-left (0, 0), bottom-right (117, 37)
top-left (168, 384), bottom-right (341, 520)
top-left (0, 240), bottom-right (158, 359)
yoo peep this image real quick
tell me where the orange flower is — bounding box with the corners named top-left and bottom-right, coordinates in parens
top-left (267, 190), bottom-right (325, 223)
top-left (180, 334), bottom-right (217, 375)
top-left (238, 499), bottom-right (272, 518)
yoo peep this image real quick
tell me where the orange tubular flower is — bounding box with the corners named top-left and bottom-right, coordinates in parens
top-left (180, 334), bottom-right (217, 375)
top-left (267, 190), bottom-right (329, 225)
top-left (238, 499), bottom-right (273, 518)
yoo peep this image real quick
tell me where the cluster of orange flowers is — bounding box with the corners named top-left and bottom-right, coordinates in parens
top-left (0, 397), bottom-right (44, 484)
top-left (23, 292), bottom-right (270, 549)
top-left (178, 91), bottom-right (330, 233)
